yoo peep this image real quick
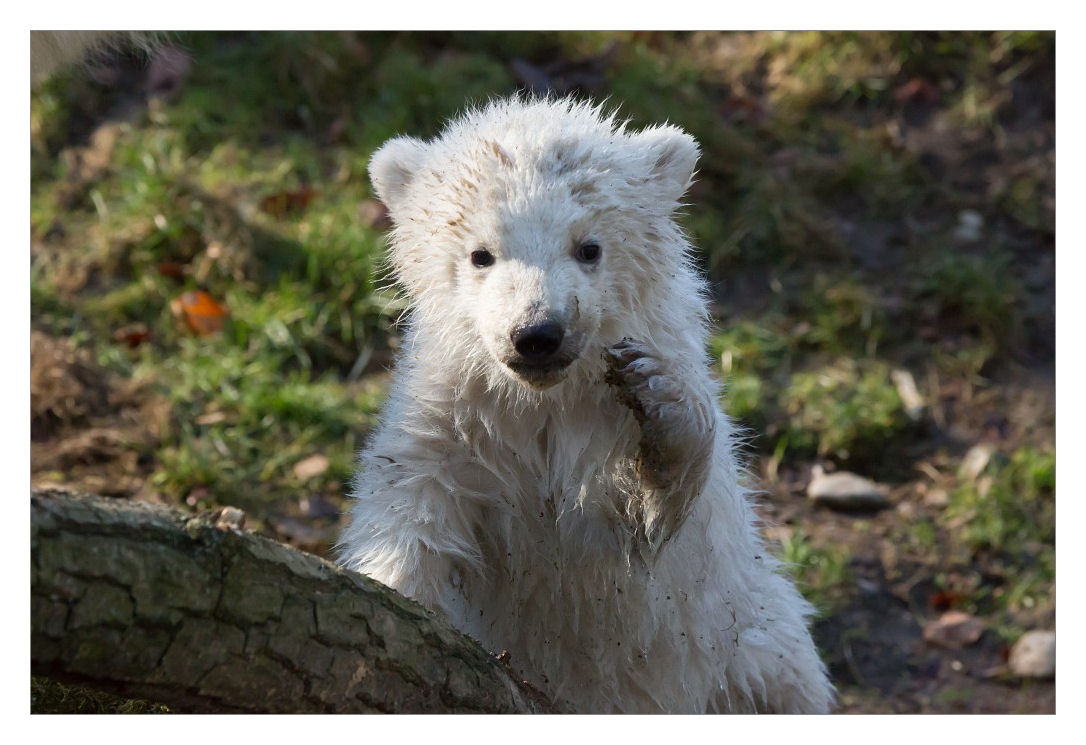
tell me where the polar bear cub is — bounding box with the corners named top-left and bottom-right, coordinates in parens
top-left (338, 97), bottom-right (833, 713)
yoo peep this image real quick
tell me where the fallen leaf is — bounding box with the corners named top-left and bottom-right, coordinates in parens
top-left (891, 368), bottom-right (924, 420)
top-left (923, 610), bottom-right (986, 649)
top-left (260, 187), bottom-right (319, 218)
top-left (157, 261), bottom-right (187, 282)
top-left (894, 77), bottom-right (939, 105)
top-left (959, 444), bottom-right (993, 482)
top-left (113, 323), bottom-right (151, 348)
top-left (171, 290), bottom-right (227, 336)
top-left (1008, 630), bottom-right (1055, 678)
top-left (928, 590), bottom-right (963, 612)
top-left (293, 454), bottom-right (330, 481)
top-left (195, 411), bottom-right (227, 426)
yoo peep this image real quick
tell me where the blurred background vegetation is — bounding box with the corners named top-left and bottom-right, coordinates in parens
top-left (30, 31), bottom-right (1054, 713)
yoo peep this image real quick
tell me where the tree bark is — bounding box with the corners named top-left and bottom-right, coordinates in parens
top-left (30, 489), bottom-right (557, 714)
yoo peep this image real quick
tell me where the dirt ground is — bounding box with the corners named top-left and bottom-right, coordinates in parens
top-left (768, 420), bottom-right (1056, 713)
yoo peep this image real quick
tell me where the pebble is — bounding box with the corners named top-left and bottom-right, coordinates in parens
top-left (293, 454), bottom-right (330, 481)
top-left (211, 505), bottom-right (246, 531)
top-left (953, 209), bottom-right (984, 243)
top-left (1008, 630), bottom-right (1055, 678)
top-left (923, 610), bottom-right (986, 649)
top-left (959, 444), bottom-right (993, 482)
top-left (807, 468), bottom-right (890, 511)
top-left (923, 487), bottom-right (950, 508)
top-left (891, 368), bottom-right (925, 420)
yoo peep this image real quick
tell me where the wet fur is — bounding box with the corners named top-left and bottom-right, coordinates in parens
top-left (338, 97), bottom-right (833, 713)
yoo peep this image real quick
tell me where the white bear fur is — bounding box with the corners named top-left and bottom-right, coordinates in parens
top-left (338, 96), bottom-right (833, 713)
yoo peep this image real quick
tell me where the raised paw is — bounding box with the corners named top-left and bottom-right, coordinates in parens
top-left (603, 338), bottom-right (673, 424)
top-left (604, 338), bottom-right (715, 549)
top-left (604, 338), bottom-right (711, 443)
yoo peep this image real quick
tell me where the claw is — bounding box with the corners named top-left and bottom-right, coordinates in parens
top-left (605, 339), bottom-right (643, 367)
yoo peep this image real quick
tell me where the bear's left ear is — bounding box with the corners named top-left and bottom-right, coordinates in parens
top-left (633, 125), bottom-right (700, 205)
top-left (369, 136), bottom-right (428, 216)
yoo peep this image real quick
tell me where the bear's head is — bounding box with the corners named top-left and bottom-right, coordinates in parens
top-left (369, 97), bottom-right (700, 391)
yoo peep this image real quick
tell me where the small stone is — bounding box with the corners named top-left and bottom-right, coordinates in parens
top-left (959, 444), bottom-right (993, 482)
top-left (953, 209), bottom-right (984, 243)
top-left (212, 506), bottom-right (246, 531)
top-left (891, 368), bottom-right (925, 420)
top-left (807, 468), bottom-right (890, 511)
top-left (1008, 629), bottom-right (1055, 678)
top-left (976, 474), bottom-right (993, 499)
top-left (856, 578), bottom-right (881, 595)
top-left (924, 488), bottom-right (950, 508)
top-left (923, 610), bottom-right (986, 649)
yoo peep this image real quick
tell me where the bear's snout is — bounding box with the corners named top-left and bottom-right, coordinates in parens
top-left (511, 321), bottom-right (565, 361)
top-left (501, 315), bottom-right (581, 388)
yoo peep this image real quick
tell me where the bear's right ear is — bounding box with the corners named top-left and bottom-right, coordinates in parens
top-left (368, 136), bottom-right (428, 215)
top-left (631, 125), bottom-right (700, 206)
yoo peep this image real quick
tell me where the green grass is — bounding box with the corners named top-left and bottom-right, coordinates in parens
top-left (779, 529), bottom-right (852, 613)
top-left (782, 360), bottom-right (910, 462)
top-left (947, 447), bottom-right (1055, 557)
top-left (712, 318), bottom-right (912, 467)
top-left (31, 677), bottom-right (170, 714)
top-left (932, 446), bottom-right (1056, 634)
top-left (910, 249), bottom-right (1024, 352)
top-left (142, 333), bottom-right (385, 516)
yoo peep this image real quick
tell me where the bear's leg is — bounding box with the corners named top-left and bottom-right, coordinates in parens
top-left (604, 338), bottom-right (716, 551)
top-left (339, 467), bottom-right (478, 616)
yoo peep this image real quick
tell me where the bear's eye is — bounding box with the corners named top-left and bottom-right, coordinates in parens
top-left (471, 249), bottom-right (495, 268)
top-left (574, 241), bottom-right (601, 264)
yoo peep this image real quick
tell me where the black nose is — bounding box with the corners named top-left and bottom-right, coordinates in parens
top-left (512, 321), bottom-right (565, 360)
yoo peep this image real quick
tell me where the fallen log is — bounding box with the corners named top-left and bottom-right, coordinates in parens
top-left (30, 489), bottom-right (555, 713)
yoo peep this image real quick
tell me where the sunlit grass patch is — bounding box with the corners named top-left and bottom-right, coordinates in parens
top-left (779, 528), bottom-right (852, 613)
top-left (149, 335), bottom-right (386, 515)
top-left (947, 447), bottom-right (1055, 555)
top-left (939, 447), bottom-right (1055, 628)
top-left (711, 318), bottom-right (793, 436)
top-left (782, 360), bottom-right (910, 463)
top-left (795, 274), bottom-right (888, 357)
top-left (712, 320), bottom-right (914, 466)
